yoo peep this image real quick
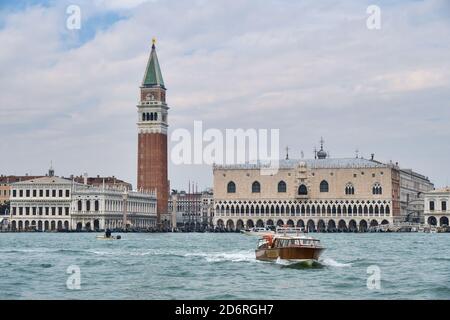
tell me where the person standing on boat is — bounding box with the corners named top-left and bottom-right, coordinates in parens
top-left (105, 228), bottom-right (112, 238)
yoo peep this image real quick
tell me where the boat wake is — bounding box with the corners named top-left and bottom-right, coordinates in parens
top-left (275, 257), bottom-right (323, 269)
top-left (276, 257), bottom-right (352, 269)
top-left (319, 258), bottom-right (352, 268)
top-left (185, 251), bottom-right (257, 263)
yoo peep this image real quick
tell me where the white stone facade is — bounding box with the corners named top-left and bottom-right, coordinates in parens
top-left (8, 176), bottom-right (157, 231)
top-left (9, 176), bottom-right (74, 231)
top-left (70, 185), bottom-right (157, 230)
top-left (424, 187), bottom-right (450, 226)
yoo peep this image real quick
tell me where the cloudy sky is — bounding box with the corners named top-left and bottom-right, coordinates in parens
top-left (1, 0), bottom-right (449, 190)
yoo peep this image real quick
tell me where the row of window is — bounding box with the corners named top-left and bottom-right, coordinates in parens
top-left (227, 181), bottom-right (383, 195)
top-left (12, 206), bottom-right (70, 216)
top-left (215, 203), bottom-right (390, 215)
top-left (429, 201), bottom-right (447, 211)
top-left (76, 200), bottom-right (155, 213)
top-left (77, 200), bottom-right (100, 212)
top-left (12, 189), bottom-right (70, 198)
top-left (142, 112), bottom-right (158, 121)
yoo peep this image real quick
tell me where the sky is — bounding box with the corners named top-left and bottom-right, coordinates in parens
top-left (0, 0), bottom-right (449, 191)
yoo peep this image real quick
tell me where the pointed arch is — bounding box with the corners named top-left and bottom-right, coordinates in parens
top-left (345, 183), bottom-right (355, 195)
top-left (372, 183), bottom-right (382, 195)
top-left (227, 181), bottom-right (236, 193)
top-left (320, 180), bottom-right (329, 192)
top-left (252, 181), bottom-right (261, 193)
top-left (278, 181), bottom-right (287, 193)
top-left (298, 184), bottom-right (308, 195)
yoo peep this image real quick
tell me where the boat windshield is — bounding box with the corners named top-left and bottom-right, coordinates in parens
top-left (276, 238), bottom-right (321, 248)
top-left (276, 226), bottom-right (305, 235)
top-left (257, 238), bottom-right (269, 248)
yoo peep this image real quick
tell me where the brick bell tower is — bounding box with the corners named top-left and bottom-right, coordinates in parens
top-left (137, 38), bottom-right (169, 224)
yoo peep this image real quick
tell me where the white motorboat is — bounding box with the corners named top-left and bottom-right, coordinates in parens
top-left (241, 227), bottom-right (275, 236)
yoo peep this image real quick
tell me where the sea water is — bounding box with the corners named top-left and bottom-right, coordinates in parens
top-left (0, 232), bottom-right (449, 299)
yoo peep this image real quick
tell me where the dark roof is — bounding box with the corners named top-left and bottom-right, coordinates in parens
top-left (0, 175), bottom-right (43, 184)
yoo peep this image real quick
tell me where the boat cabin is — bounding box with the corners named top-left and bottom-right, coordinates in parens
top-left (257, 235), bottom-right (321, 250)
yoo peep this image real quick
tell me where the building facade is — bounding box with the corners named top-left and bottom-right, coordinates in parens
top-left (399, 169), bottom-right (434, 222)
top-left (169, 190), bottom-right (203, 230)
top-left (9, 176), bottom-right (74, 231)
top-left (424, 187), bottom-right (450, 226)
top-left (70, 185), bottom-right (157, 231)
top-left (168, 189), bottom-right (215, 231)
top-left (213, 144), bottom-right (433, 232)
top-left (137, 40), bottom-right (169, 225)
top-left (201, 189), bottom-right (214, 227)
top-left (8, 174), bottom-right (157, 231)
top-left (72, 174), bottom-right (132, 190)
top-left (0, 175), bottom-right (41, 205)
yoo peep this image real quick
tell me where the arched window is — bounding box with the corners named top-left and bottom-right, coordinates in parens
top-left (77, 200), bottom-right (82, 211)
top-left (372, 183), bottom-right (382, 195)
top-left (320, 180), bottom-right (329, 193)
top-left (154, 113), bottom-right (158, 121)
top-left (345, 183), bottom-right (355, 195)
top-left (86, 200), bottom-right (90, 212)
top-left (278, 181), bottom-right (287, 193)
top-left (298, 184), bottom-right (307, 195)
top-left (227, 181), bottom-right (236, 193)
top-left (252, 181), bottom-right (261, 193)
top-left (94, 200), bottom-right (99, 212)
top-left (142, 113), bottom-right (146, 121)
top-left (150, 113), bottom-right (154, 121)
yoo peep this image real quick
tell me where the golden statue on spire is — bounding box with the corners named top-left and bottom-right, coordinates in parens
top-left (152, 37), bottom-right (156, 46)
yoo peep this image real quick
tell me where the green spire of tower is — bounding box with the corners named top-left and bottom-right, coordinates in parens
top-left (142, 38), bottom-right (165, 88)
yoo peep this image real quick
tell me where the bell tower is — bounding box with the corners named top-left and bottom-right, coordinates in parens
top-left (137, 38), bottom-right (169, 224)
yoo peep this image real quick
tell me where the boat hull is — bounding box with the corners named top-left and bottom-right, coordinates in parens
top-left (242, 231), bottom-right (275, 236)
top-left (255, 246), bottom-right (324, 262)
top-left (96, 236), bottom-right (120, 240)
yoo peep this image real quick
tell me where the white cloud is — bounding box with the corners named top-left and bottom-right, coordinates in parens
top-left (0, 0), bottom-right (450, 189)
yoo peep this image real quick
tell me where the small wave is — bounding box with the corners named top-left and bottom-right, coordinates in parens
top-left (88, 250), bottom-right (116, 256)
top-left (0, 248), bottom-right (54, 254)
top-left (39, 263), bottom-right (52, 268)
top-left (320, 258), bottom-right (352, 268)
top-left (432, 257), bottom-right (450, 262)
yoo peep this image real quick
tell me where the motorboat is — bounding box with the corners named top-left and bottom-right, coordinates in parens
top-left (96, 235), bottom-right (121, 240)
top-left (255, 227), bottom-right (325, 262)
top-left (241, 226), bottom-right (275, 236)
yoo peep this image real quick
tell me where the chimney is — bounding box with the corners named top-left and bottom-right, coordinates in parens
top-left (371, 153), bottom-right (374, 161)
top-left (83, 172), bottom-right (88, 185)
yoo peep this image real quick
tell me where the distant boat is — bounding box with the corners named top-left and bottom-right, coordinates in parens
top-left (240, 226), bottom-right (275, 236)
top-left (255, 227), bottom-right (325, 263)
top-left (96, 235), bottom-right (121, 240)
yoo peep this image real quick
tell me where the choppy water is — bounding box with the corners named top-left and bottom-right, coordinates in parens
top-left (0, 233), bottom-right (449, 299)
